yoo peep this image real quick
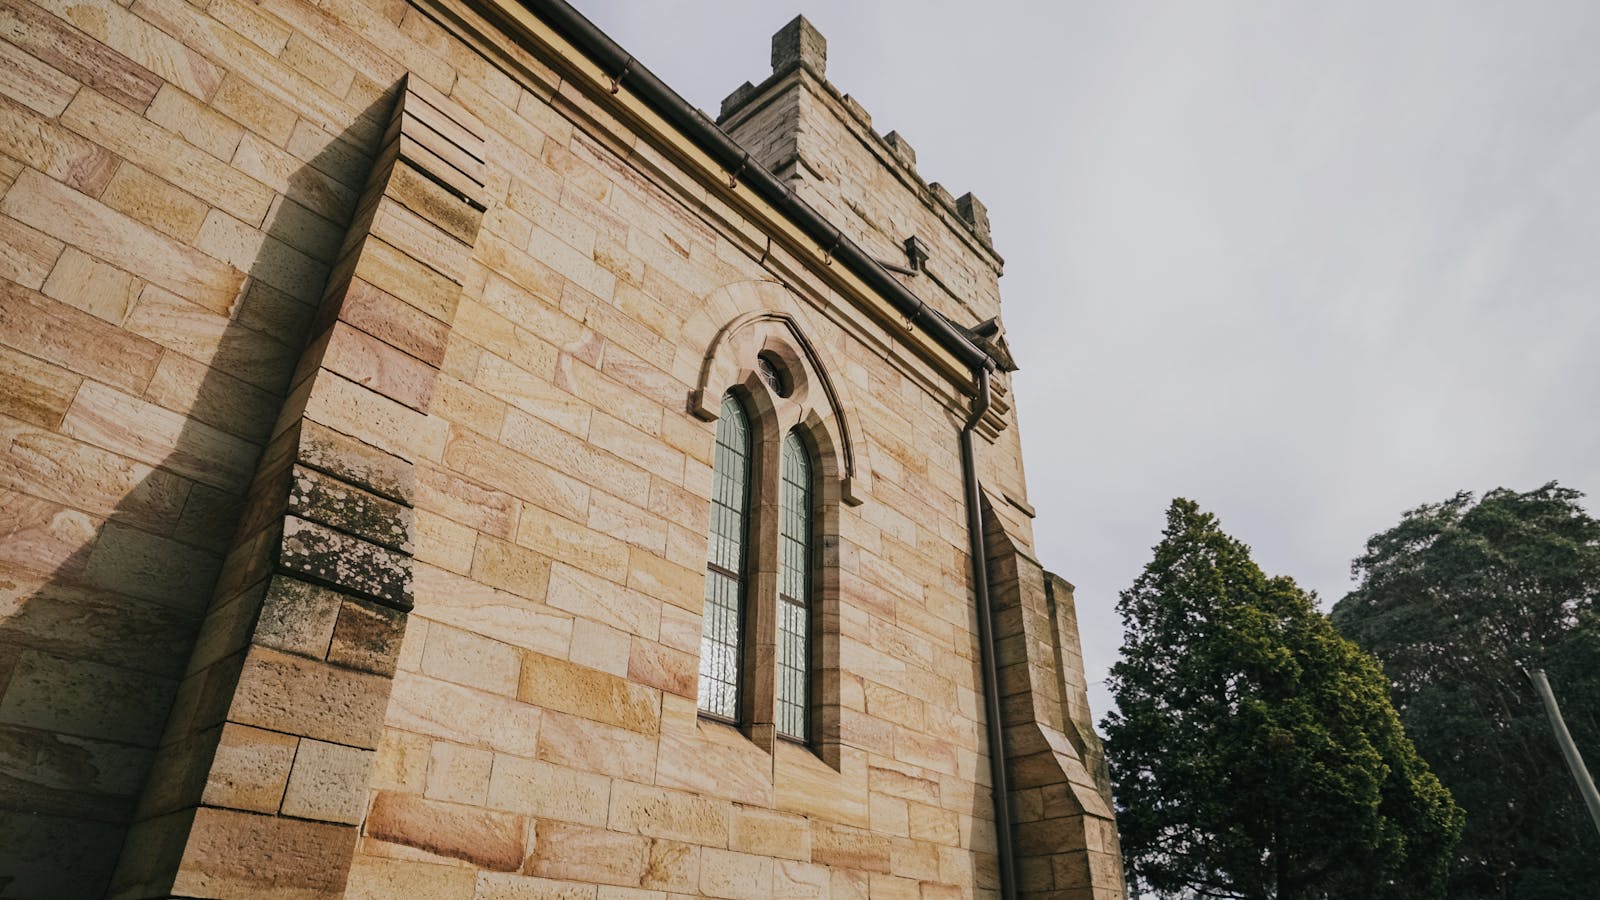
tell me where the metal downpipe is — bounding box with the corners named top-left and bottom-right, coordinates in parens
top-left (961, 366), bottom-right (1017, 899)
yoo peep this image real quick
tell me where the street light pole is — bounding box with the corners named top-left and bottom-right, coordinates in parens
top-left (1527, 668), bottom-right (1600, 838)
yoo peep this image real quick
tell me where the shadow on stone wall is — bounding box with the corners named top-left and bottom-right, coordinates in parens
top-left (0, 93), bottom-right (391, 898)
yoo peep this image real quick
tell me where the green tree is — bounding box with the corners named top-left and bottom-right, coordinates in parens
top-left (1105, 499), bottom-right (1462, 899)
top-left (1332, 483), bottom-right (1600, 898)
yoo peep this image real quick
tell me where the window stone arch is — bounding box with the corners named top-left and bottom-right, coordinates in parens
top-left (688, 290), bottom-right (870, 507)
top-left (687, 286), bottom-right (855, 766)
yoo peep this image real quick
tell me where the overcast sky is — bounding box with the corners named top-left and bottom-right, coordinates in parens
top-left (583, 1), bottom-right (1600, 720)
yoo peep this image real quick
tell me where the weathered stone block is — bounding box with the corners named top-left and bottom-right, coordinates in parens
top-left (625, 638), bottom-right (697, 699)
top-left (0, 346), bottom-right (81, 429)
top-left (607, 779), bottom-right (729, 847)
top-left (867, 872), bottom-right (920, 900)
top-left (472, 534), bottom-right (553, 601)
top-left (771, 15), bottom-right (826, 77)
top-left (386, 670), bottom-right (542, 758)
top-left (350, 236), bottom-right (462, 326)
top-left (369, 728), bottom-right (432, 794)
top-left (344, 856), bottom-right (475, 900)
top-left (568, 618), bottom-right (630, 677)
top-left (42, 246), bottom-right (141, 324)
top-left (297, 419), bottom-right (414, 505)
top-left (535, 710), bottom-right (656, 783)
top-left (226, 646), bottom-right (391, 750)
top-left (890, 838), bottom-right (940, 881)
top-left (642, 838), bottom-right (700, 892)
top-left (336, 276), bottom-right (451, 368)
top-left (809, 821), bottom-right (891, 873)
top-left (1016, 814), bottom-right (1092, 857)
top-left (544, 562), bottom-right (661, 642)
top-left (518, 651), bottom-right (660, 735)
top-left (387, 158), bottom-right (484, 245)
top-left (907, 801), bottom-right (960, 847)
top-left (410, 563), bottom-right (574, 659)
top-left (699, 847), bottom-right (773, 900)
top-left (771, 859), bottom-right (829, 898)
top-left (278, 515), bottom-right (412, 610)
top-left (200, 722), bottom-right (296, 814)
top-left (254, 575), bottom-right (344, 660)
top-left (287, 463), bottom-right (413, 552)
top-left (424, 740), bottom-right (493, 806)
top-left (100, 158), bottom-right (207, 242)
top-left (729, 805), bottom-right (809, 861)
top-left (657, 727), bottom-right (778, 808)
top-left (869, 792), bottom-right (910, 837)
top-left (280, 738), bottom-right (373, 824)
top-left (420, 622), bottom-right (520, 696)
top-left (318, 320), bottom-right (440, 412)
top-left (301, 369), bottom-right (442, 465)
top-left (522, 819), bottom-right (648, 886)
top-left (417, 460), bottom-right (521, 541)
top-left (486, 753), bottom-right (610, 826)
top-left (327, 596), bottom-right (408, 677)
top-left (474, 872), bottom-right (599, 900)
top-left (170, 806), bottom-right (358, 899)
top-left (366, 791), bottom-right (524, 871)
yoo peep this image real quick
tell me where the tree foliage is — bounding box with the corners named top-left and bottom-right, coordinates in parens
top-left (1105, 499), bottom-right (1462, 899)
top-left (1332, 483), bottom-right (1600, 898)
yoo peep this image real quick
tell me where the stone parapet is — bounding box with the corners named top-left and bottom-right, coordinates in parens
top-left (718, 17), bottom-right (1006, 331)
top-left (771, 14), bottom-right (828, 80)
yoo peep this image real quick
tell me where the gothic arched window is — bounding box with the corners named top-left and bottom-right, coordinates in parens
top-left (689, 310), bottom-right (852, 765)
top-left (697, 392), bottom-right (751, 721)
top-left (775, 429), bottom-right (813, 740)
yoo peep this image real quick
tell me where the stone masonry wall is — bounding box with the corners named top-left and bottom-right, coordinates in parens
top-left (0, 0), bottom-right (396, 889)
top-left (345, 4), bottom-right (1017, 893)
top-left (719, 18), bottom-right (1039, 554)
top-left (0, 0), bottom-right (1117, 896)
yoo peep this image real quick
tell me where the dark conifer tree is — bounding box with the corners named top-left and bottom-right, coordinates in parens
top-left (1106, 499), bottom-right (1461, 899)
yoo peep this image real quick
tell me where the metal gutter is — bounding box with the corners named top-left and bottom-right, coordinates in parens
top-left (519, 0), bottom-right (995, 375)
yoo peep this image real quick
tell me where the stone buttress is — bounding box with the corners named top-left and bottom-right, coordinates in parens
top-left (985, 500), bottom-right (1124, 898)
top-left (109, 76), bottom-right (487, 898)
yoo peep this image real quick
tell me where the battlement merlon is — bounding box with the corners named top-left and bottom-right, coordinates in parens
top-left (718, 15), bottom-right (1005, 324)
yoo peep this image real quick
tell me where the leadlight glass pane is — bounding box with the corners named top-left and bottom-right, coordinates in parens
top-left (776, 429), bottom-right (812, 740)
top-left (757, 354), bottom-right (789, 397)
top-left (698, 394), bottom-right (750, 720)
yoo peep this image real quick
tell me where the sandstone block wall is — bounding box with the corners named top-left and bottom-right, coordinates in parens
top-left (716, 18), bottom-right (1039, 548)
top-left (0, 0), bottom-right (394, 888)
top-left (0, 0), bottom-right (1120, 896)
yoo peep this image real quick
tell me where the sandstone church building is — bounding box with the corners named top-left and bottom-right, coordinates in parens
top-left (0, 0), bottom-right (1122, 895)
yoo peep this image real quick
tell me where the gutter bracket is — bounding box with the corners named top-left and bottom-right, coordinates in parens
top-left (609, 55), bottom-right (633, 94)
